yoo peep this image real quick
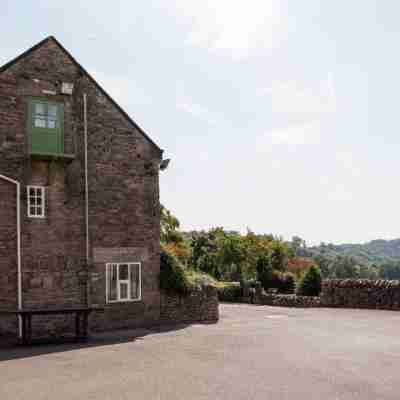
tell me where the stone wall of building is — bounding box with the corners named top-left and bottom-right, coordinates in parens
top-left (160, 286), bottom-right (219, 324)
top-left (321, 279), bottom-right (400, 310)
top-left (0, 37), bottom-right (162, 337)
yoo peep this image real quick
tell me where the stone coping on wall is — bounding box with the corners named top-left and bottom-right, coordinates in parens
top-left (254, 293), bottom-right (321, 308)
top-left (323, 279), bottom-right (400, 289)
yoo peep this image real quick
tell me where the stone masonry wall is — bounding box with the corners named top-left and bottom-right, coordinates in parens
top-left (160, 286), bottom-right (219, 324)
top-left (0, 37), bottom-right (162, 337)
top-left (321, 279), bottom-right (400, 310)
top-left (255, 293), bottom-right (321, 308)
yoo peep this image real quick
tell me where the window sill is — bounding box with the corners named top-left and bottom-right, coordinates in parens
top-left (106, 298), bottom-right (142, 304)
top-left (29, 152), bottom-right (76, 163)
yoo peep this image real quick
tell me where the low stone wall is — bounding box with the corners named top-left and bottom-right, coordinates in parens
top-left (321, 279), bottom-right (400, 310)
top-left (160, 285), bottom-right (219, 324)
top-left (256, 293), bottom-right (321, 308)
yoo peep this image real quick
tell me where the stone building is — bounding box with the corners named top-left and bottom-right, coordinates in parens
top-left (0, 36), bottom-right (164, 336)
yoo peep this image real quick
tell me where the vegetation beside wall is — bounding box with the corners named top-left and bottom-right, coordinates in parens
top-left (160, 204), bottom-right (400, 297)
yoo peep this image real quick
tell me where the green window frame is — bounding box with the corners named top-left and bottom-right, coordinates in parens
top-left (28, 98), bottom-right (64, 155)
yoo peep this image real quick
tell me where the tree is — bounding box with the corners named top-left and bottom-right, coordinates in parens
top-left (328, 255), bottom-right (359, 279)
top-left (291, 236), bottom-right (307, 256)
top-left (297, 265), bottom-right (322, 296)
top-left (160, 205), bottom-right (191, 265)
top-left (160, 204), bottom-right (182, 244)
top-left (256, 254), bottom-right (274, 290)
top-left (270, 240), bottom-right (290, 271)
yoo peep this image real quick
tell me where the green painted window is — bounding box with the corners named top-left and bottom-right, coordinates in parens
top-left (28, 99), bottom-right (64, 154)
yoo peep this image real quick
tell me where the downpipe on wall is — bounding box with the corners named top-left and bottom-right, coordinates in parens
top-left (83, 93), bottom-right (90, 306)
top-left (0, 174), bottom-right (22, 337)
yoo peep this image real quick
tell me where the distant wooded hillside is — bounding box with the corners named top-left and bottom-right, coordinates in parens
top-left (302, 239), bottom-right (400, 265)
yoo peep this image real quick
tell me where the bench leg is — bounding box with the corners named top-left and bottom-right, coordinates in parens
top-left (21, 315), bottom-right (27, 345)
top-left (82, 312), bottom-right (88, 340)
top-left (27, 315), bottom-right (32, 345)
top-left (75, 313), bottom-right (81, 341)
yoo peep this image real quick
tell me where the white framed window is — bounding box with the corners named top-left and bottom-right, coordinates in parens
top-left (106, 262), bottom-right (141, 303)
top-left (27, 186), bottom-right (45, 218)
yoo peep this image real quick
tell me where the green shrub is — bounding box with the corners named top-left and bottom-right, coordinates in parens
top-left (297, 265), bottom-right (322, 296)
top-left (256, 255), bottom-right (275, 290)
top-left (279, 272), bottom-right (296, 294)
top-left (160, 248), bottom-right (189, 294)
top-left (217, 282), bottom-right (242, 302)
top-left (243, 278), bottom-right (258, 288)
top-left (185, 270), bottom-right (218, 290)
top-left (256, 253), bottom-right (296, 294)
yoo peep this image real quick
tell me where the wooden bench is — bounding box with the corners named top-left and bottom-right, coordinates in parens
top-left (0, 307), bottom-right (104, 345)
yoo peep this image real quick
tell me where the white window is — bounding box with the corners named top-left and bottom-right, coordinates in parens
top-left (106, 262), bottom-right (141, 303)
top-left (27, 186), bottom-right (45, 218)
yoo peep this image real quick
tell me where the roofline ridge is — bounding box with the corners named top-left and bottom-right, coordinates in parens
top-left (0, 36), bottom-right (163, 154)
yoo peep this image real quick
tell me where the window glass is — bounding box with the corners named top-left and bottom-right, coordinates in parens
top-left (109, 264), bottom-right (118, 301)
top-left (48, 105), bottom-right (57, 117)
top-left (119, 264), bottom-right (129, 280)
top-left (130, 264), bottom-right (140, 299)
top-left (34, 117), bottom-right (46, 128)
top-left (120, 283), bottom-right (128, 299)
top-left (27, 186), bottom-right (45, 218)
top-left (107, 263), bottom-right (141, 302)
top-left (47, 119), bottom-right (56, 129)
top-left (35, 103), bottom-right (45, 115)
top-left (32, 102), bottom-right (59, 129)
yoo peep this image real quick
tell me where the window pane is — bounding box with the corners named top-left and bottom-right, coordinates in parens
top-left (119, 264), bottom-right (129, 280)
top-left (47, 119), bottom-right (56, 129)
top-left (36, 206), bottom-right (43, 215)
top-left (48, 105), bottom-right (57, 117)
top-left (108, 264), bottom-right (118, 301)
top-left (130, 264), bottom-right (140, 299)
top-left (34, 117), bottom-right (46, 128)
top-left (36, 196), bottom-right (42, 205)
top-left (35, 103), bottom-right (45, 115)
top-left (29, 206), bottom-right (36, 216)
top-left (120, 283), bottom-right (128, 299)
top-left (29, 188), bottom-right (35, 196)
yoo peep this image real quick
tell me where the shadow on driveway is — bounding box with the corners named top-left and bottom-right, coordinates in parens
top-left (0, 322), bottom-right (203, 362)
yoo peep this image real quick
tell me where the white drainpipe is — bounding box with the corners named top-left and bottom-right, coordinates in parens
top-left (0, 174), bottom-right (22, 337)
top-left (83, 94), bottom-right (90, 303)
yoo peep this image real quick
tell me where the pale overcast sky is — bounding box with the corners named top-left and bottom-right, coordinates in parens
top-left (2, 1), bottom-right (400, 245)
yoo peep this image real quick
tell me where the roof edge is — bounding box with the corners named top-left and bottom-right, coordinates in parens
top-left (0, 36), bottom-right (163, 154)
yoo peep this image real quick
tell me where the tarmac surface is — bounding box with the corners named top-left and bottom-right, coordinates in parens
top-left (1, 303), bottom-right (400, 400)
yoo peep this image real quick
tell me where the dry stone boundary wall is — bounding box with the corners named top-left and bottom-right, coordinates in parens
top-left (321, 279), bottom-right (400, 310)
top-left (160, 285), bottom-right (219, 324)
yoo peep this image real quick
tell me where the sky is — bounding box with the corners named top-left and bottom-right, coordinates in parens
top-left (1, 1), bottom-right (400, 245)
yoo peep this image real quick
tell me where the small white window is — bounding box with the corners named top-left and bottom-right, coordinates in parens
top-left (27, 186), bottom-right (45, 218)
top-left (106, 262), bottom-right (141, 303)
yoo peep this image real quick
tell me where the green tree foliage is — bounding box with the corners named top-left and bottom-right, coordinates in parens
top-left (161, 205), bottom-right (399, 285)
top-left (297, 266), bottom-right (322, 296)
top-left (311, 253), bottom-right (380, 280)
top-left (379, 262), bottom-right (400, 279)
top-left (279, 272), bottom-right (296, 294)
top-left (160, 205), bottom-right (191, 264)
top-left (160, 248), bottom-right (189, 294)
top-left (160, 204), bottom-right (183, 244)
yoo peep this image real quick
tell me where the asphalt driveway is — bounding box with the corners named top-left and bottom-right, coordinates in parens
top-left (1, 303), bottom-right (400, 400)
